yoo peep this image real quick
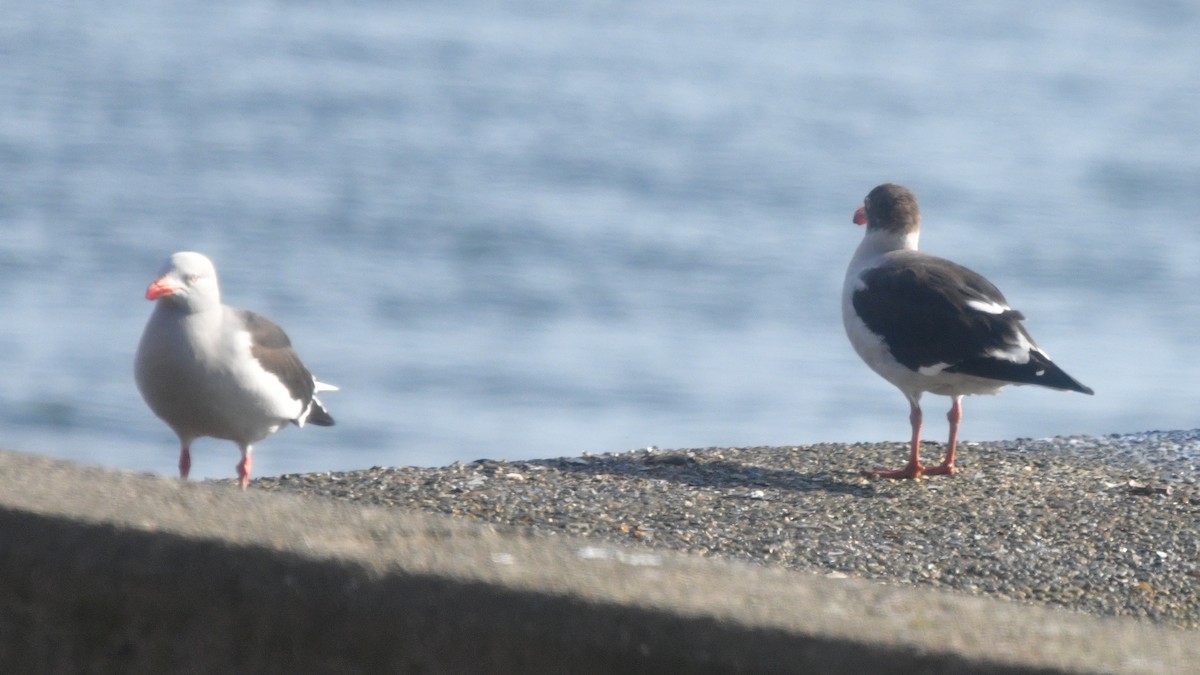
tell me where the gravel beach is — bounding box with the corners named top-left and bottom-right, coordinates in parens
top-left (252, 431), bottom-right (1200, 630)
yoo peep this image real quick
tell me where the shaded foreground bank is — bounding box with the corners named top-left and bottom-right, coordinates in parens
top-left (2, 435), bottom-right (1198, 673)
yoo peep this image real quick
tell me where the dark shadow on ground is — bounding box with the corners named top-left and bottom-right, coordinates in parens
top-left (512, 451), bottom-right (881, 498)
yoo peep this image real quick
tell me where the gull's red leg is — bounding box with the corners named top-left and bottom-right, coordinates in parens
top-left (178, 444), bottom-right (192, 480)
top-left (236, 446), bottom-right (253, 490)
top-left (868, 398), bottom-right (925, 479)
top-left (925, 396), bottom-right (962, 476)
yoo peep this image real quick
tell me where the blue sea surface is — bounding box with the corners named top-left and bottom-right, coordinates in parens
top-left (2, 1), bottom-right (1199, 479)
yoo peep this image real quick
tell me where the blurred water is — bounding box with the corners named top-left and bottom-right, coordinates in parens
top-left (2, 1), bottom-right (1199, 479)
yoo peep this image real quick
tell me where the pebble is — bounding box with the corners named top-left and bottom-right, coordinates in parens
top-left (253, 431), bottom-right (1200, 630)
